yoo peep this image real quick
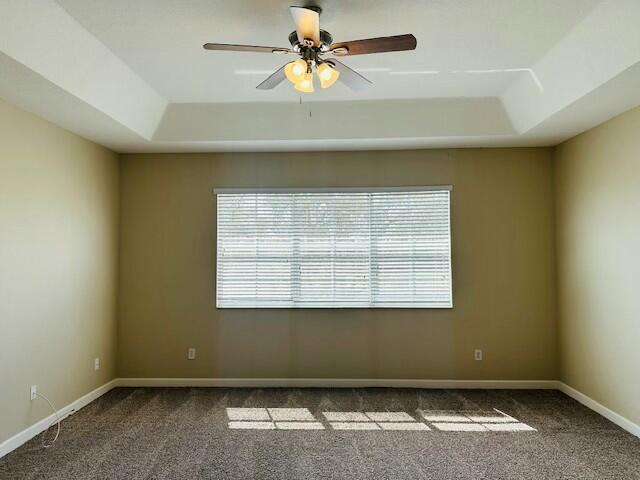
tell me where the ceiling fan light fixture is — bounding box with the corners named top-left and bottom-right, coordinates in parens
top-left (317, 62), bottom-right (340, 88)
top-left (203, 5), bottom-right (417, 92)
top-left (285, 59), bottom-right (307, 84)
top-left (294, 72), bottom-right (314, 93)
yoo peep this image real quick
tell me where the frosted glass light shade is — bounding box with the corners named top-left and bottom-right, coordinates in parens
top-left (294, 73), bottom-right (314, 93)
top-left (317, 63), bottom-right (340, 88)
top-left (285, 59), bottom-right (307, 84)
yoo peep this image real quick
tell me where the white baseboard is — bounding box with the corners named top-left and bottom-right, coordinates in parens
top-left (0, 379), bottom-right (118, 459)
top-left (558, 382), bottom-right (640, 439)
top-left (116, 377), bottom-right (559, 389)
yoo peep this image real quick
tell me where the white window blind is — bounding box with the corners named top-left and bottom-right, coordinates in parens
top-left (216, 188), bottom-right (452, 308)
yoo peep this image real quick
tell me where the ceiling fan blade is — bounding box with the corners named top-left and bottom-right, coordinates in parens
top-left (325, 59), bottom-right (372, 91)
top-left (203, 43), bottom-right (293, 54)
top-left (256, 65), bottom-right (288, 90)
top-left (330, 34), bottom-right (417, 56)
top-left (289, 6), bottom-right (320, 45)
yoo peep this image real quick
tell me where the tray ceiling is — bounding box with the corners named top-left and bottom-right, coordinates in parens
top-left (0, 0), bottom-right (639, 152)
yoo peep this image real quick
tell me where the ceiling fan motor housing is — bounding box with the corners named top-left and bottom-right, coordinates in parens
top-left (289, 30), bottom-right (333, 52)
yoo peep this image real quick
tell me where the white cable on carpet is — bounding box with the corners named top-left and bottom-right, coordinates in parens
top-left (35, 392), bottom-right (61, 448)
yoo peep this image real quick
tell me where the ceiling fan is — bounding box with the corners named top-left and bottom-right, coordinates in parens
top-left (203, 5), bottom-right (417, 93)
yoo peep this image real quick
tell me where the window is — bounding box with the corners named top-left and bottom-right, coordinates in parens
top-left (216, 187), bottom-right (452, 308)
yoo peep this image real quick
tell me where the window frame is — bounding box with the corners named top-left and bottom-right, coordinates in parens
top-left (214, 186), bottom-right (453, 309)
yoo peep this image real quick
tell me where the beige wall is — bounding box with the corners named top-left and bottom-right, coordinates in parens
top-left (0, 99), bottom-right (119, 443)
top-left (3, 87), bottom-right (639, 442)
top-left (555, 106), bottom-right (640, 426)
top-left (118, 149), bottom-right (557, 380)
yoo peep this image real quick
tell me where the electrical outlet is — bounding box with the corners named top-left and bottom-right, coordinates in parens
top-left (30, 385), bottom-right (37, 401)
top-left (94, 357), bottom-right (100, 371)
top-left (474, 349), bottom-right (483, 361)
top-left (187, 347), bottom-right (196, 360)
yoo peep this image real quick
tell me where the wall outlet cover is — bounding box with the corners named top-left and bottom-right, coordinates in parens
top-left (30, 385), bottom-right (37, 401)
top-left (188, 348), bottom-right (196, 360)
top-left (474, 349), bottom-right (483, 361)
top-left (94, 358), bottom-right (100, 371)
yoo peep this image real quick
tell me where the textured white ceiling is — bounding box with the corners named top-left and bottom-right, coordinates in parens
top-left (56, 0), bottom-right (599, 102)
top-left (1, 0), bottom-right (639, 153)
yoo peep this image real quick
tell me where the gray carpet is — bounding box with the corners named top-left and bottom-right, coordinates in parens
top-left (1, 387), bottom-right (639, 479)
